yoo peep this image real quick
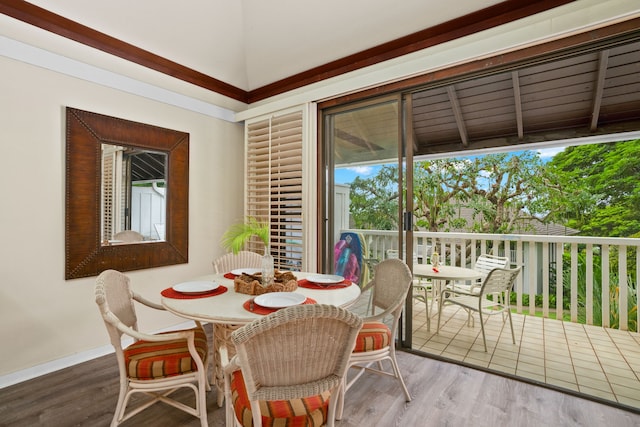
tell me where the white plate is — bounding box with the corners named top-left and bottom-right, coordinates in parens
top-left (231, 268), bottom-right (262, 276)
top-left (172, 281), bottom-right (219, 295)
top-left (306, 274), bottom-right (345, 284)
top-left (254, 292), bottom-right (306, 309)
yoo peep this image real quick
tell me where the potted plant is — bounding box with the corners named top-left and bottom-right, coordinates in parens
top-left (221, 217), bottom-right (274, 285)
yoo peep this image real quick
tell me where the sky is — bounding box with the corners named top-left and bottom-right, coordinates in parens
top-left (334, 146), bottom-right (566, 185)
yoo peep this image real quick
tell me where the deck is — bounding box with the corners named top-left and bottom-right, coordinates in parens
top-left (410, 299), bottom-right (640, 410)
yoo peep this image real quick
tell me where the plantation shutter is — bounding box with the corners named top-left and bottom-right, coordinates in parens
top-left (246, 110), bottom-right (304, 271)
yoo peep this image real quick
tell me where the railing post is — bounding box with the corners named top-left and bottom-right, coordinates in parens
top-left (602, 244), bottom-right (611, 328)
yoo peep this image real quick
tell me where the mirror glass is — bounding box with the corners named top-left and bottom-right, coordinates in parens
top-left (101, 144), bottom-right (167, 245)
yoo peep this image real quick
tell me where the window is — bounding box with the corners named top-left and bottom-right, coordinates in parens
top-left (246, 110), bottom-right (305, 271)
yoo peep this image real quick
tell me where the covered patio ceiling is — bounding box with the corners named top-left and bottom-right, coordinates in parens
top-left (334, 36), bottom-right (640, 165)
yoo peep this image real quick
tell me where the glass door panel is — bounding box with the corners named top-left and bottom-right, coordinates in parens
top-left (322, 94), bottom-right (410, 291)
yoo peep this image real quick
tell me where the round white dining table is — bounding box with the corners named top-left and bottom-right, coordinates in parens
top-left (162, 272), bottom-right (361, 325)
top-left (412, 264), bottom-right (482, 334)
top-left (161, 271), bottom-right (361, 406)
top-left (413, 264), bottom-right (482, 282)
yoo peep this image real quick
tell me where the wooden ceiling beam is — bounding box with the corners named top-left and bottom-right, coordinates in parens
top-left (447, 85), bottom-right (469, 146)
top-left (590, 50), bottom-right (610, 131)
top-left (511, 71), bottom-right (524, 139)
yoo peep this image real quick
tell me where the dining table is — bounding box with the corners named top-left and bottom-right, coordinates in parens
top-left (412, 264), bottom-right (482, 333)
top-left (161, 271), bottom-right (361, 406)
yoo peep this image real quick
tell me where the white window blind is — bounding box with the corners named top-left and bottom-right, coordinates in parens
top-left (246, 110), bottom-right (304, 271)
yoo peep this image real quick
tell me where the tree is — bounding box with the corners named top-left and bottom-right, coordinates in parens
top-left (548, 140), bottom-right (640, 237)
top-left (413, 152), bottom-right (570, 233)
top-left (348, 165), bottom-right (400, 230)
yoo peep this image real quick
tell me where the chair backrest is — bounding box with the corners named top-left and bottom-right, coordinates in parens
top-left (369, 258), bottom-right (413, 317)
top-left (231, 304), bottom-right (363, 402)
top-left (474, 254), bottom-right (510, 280)
top-left (95, 269), bottom-right (138, 348)
top-left (480, 267), bottom-right (521, 297)
top-left (113, 230), bottom-right (144, 242)
top-left (213, 250), bottom-right (263, 273)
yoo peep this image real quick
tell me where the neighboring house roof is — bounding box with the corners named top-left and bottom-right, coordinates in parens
top-left (445, 206), bottom-right (580, 236)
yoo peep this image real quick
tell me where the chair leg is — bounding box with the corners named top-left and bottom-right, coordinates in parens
top-left (335, 377), bottom-right (347, 420)
top-left (423, 288), bottom-right (430, 332)
top-left (389, 350), bottom-right (411, 401)
top-left (479, 313), bottom-right (488, 352)
top-left (112, 381), bottom-right (129, 426)
top-left (507, 310), bottom-right (515, 344)
top-left (197, 375), bottom-right (208, 427)
top-left (326, 387), bottom-right (340, 427)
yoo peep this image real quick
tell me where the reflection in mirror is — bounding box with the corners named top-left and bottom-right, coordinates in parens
top-left (101, 144), bottom-right (167, 245)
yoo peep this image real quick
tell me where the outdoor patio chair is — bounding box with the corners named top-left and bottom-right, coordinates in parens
top-left (95, 270), bottom-right (209, 427)
top-left (449, 253), bottom-right (510, 296)
top-left (337, 258), bottom-right (413, 420)
top-left (438, 267), bottom-right (521, 352)
top-left (222, 304), bottom-right (363, 427)
top-left (213, 250), bottom-right (262, 274)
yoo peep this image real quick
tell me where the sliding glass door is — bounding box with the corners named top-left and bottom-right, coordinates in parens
top-left (321, 94), bottom-right (415, 345)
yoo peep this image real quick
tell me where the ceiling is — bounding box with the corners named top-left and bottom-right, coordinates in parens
top-left (332, 35), bottom-right (640, 165)
top-left (22, 0), bottom-right (504, 92)
top-left (10, 0), bottom-right (575, 101)
top-left (413, 38), bottom-right (640, 155)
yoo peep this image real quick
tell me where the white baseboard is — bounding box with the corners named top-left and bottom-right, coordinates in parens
top-left (0, 320), bottom-right (197, 389)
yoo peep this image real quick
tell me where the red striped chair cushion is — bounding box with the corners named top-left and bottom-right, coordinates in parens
top-left (353, 322), bottom-right (391, 352)
top-left (123, 327), bottom-right (208, 380)
top-left (230, 370), bottom-right (329, 427)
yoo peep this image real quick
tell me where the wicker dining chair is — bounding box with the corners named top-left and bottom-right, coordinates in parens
top-left (222, 304), bottom-right (363, 427)
top-left (95, 270), bottom-right (209, 427)
top-left (213, 250), bottom-right (263, 274)
top-left (336, 258), bottom-right (413, 420)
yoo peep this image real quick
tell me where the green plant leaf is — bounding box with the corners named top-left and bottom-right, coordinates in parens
top-left (221, 217), bottom-right (269, 254)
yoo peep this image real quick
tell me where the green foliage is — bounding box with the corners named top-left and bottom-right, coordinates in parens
top-left (511, 249), bottom-right (638, 332)
top-left (547, 139), bottom-right (640, 237)
top-left (220, 217), bottom-right (269, 254)
top-left (349, 165), bottom-right (400, 230)
top-left (351, 151), bottom-right (571, 233)
top-left (348, 140), bottom-right (640, 238)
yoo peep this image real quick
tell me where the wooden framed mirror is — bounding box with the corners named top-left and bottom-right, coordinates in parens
top-left (65, 107), bottom-right (188, 279)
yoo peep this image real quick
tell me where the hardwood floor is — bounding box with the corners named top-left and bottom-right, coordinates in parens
top-left (2, 325), bottom-right (639, 426)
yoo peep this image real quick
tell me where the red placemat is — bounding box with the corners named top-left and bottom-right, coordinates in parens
top-left (297, 279), bottom-right (353, 290)
top-left (161, 285), bottom-right (228, 299)
top-left (223, 273), bottom-right (236, 280)
top-left (242, 297), bottom-right (317, 315)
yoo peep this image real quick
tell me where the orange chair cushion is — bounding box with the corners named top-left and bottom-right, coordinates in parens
top-left (123, 327), bottom-right (207, 380)
top-left (353, 322), bottom-right (391, 352)
top-left (230, 370), bottom-right (329, 427)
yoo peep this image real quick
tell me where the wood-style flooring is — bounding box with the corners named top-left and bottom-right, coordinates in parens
top-left (1, 324), bottom-right (639, 426)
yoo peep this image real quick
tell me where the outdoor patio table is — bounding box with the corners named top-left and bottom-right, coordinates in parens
top-left (413, 264), bottom-right (482, 333)
top-left (161, 272), bottom-right (361, 406)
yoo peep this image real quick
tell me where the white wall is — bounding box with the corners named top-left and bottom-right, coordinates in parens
top-left (0, 53), bottom-right (245, 384)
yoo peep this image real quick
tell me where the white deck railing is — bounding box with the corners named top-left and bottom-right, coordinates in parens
top-left (343, 229), bottom-right (640, 332)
